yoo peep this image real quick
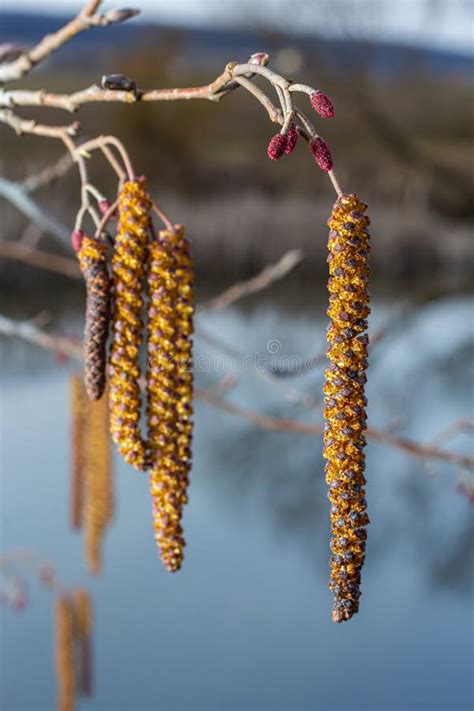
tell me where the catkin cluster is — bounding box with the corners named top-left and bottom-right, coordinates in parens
top-left (108, 179), bottom-right (151, 471)
top-left (147, 227), bottom-right (194, 572)
top-left (77, 237), bottom-right (111, 401)
top-left (74, 178), bottom-right (195, 571)
top-left (323, 193), bottom-right (371, 623)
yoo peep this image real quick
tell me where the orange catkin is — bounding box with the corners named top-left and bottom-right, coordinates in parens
top-left (54, 596), bottom-right (75, 711)
top-left (147, 226), bottom-right (194, 572)
top-left (323, 194), bottom-right (371, 623)
top-left (108, 178), bottom-right (151, 471)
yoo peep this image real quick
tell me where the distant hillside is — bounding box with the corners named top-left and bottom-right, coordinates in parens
top-left (0, 11), bottom-right (472, 79)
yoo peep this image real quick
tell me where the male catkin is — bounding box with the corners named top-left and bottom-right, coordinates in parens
top-left (54, 596), bottom-right (75, 711)
top-left (323, 194), bottom-right (370, 623)
top-left (77, 236), bottom-right (110, 401)
top-left (147, 227), bottom-right (194, 572)
top-left (83, 392), bottom-right (113, 575)
top-left (109, 178), bottom-right (151, 470)
top-left (70, 374), bottom-right (85, 530)
top-left (72, 588), bottom-right (93, 696)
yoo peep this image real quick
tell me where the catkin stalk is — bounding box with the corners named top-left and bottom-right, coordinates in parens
top-left (323, 193), bottom-right (371, 623)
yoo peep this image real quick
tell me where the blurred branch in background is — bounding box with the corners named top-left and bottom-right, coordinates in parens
top-left (1, 311), bottom-right (473, 480)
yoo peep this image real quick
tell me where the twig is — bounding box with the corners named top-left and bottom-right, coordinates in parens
top-left (0, 240), bottom-right (80, 279)
top-left (0, 177), bottom-right (70, 244)
top-left (21, 152), bottom-right (74, 194)
top-left (0, 312), bottom-right (471, 473)
top-left (0, 314), bottom-right (81, 358)
top-left (198, 249), bottom-right (303, 312)
top-left (0, 0), bottom-right (127, 84)
top-left (196, 388), bottom-right (474, 472)
top-left (430, 418), bottom-right (474, 445)
top-left (195, 324), bottom-right (319, 409)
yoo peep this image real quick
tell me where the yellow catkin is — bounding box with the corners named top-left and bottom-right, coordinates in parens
top-left (70, 374), bottom-right (86, 530)
top-left (323, 193), bottom-right (371, 623)
top-left (109, 178), bottom-right (151, 471)
top-left (147, 226), bottom-right (194, 572)
top-left (54, 596), bottom-right (75, 711)
top-left (83, 392), bottom-right (113, 575)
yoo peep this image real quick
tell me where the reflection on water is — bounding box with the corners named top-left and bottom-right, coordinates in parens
top-left (1, 296), bottom-right (473, 711)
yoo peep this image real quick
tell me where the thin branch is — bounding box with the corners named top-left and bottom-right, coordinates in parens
top-left (0, 240), bottom-right (80, 279)
top-left (233, 76), bottom-right (282, 124)
top-left (0, 312), bottom-right (471, 473)
top-left (0, 0), bottom-right (135, 84)
top-left (0, 109), bottom-right (78, 140)
top-left (21, 151), bottom-right (74, 194)
top-left (198, 249), bottom-right (303, 312)
top-left (0, 314), bottom-right (81, 358)
top-left (195, 324), bottom-right (319, 409)
top-left (196, 388), bottom-right (474, 472)
top-left (0, 177), bottom-right (70, 244)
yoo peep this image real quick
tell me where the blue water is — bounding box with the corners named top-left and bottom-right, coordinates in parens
top-left (1, 296), bottom-right (473, 711)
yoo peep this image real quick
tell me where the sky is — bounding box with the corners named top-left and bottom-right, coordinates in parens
top-left (1, 0), bottom-right (473, 54)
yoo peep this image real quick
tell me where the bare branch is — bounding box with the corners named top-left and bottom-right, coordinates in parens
top-left (196, 388), bottom-right (474, 472)
top-left (0, 177), bottom-right (70, 244)
top-left (198, 249), bottom-right (303, 312)
top-left (0, 313), bottom-right (471, 473)
top-left (0, 241), bottom-right (80, 279)
top-left (0, 1), bottom-right (139, 84)
top-left (0, 314), bottom-right (81, 358)
top-left (21, 152), bottom-right (74, 194)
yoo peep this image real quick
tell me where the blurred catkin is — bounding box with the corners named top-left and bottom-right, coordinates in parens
top-left (147, 226), bottom-right (194, 572)
top-left (77, 236), bottom-right (111, 401)
top-left (54, 596), bottom-right (75, 711)
top-left (70, 374), bottom-right (86, 530)
top-left (109, 178), bottom-right (151, 471)
top-left (72, 588), bottom-right (93, 696)
top-left (83, 392), bottom-right (113, 575)
top-left (323, 194), bottom-right (371, 623)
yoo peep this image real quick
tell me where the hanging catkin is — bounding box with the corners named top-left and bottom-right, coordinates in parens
top-left (54, 596), bottom-right (75, 711)
top-left (70, 374), bottom-right (86, 530)
top-left (77, 236), bottom-right (110, 401)
top-left (323, 193), bottom-right (370, 623)
top-left (147, 226), bottom-right (194, 572)
top-left (83, 392), bottom-right (113, 574)
top-left (72, 588), bottom-right (93, 696)
top-left (109, 178), bottom-right (151, 471)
